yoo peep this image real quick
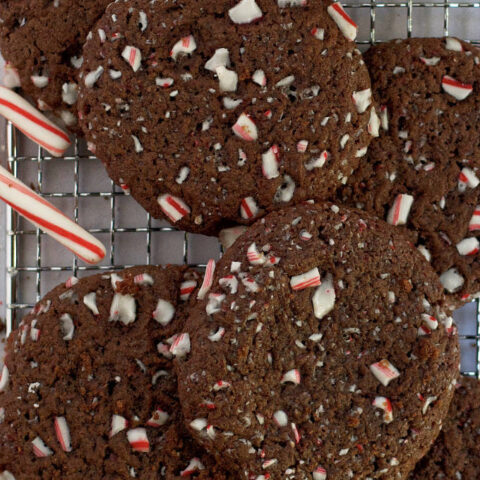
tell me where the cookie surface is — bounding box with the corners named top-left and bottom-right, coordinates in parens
top-left (78, 0), bottom-right (374, 235)
top-left (176, 204), bottom-right (460, 479)
top-left (410, 376), bottom-right (480, 480)
top-left (339, 37), bottom-right (480, 307)
top-left (0, 0), bottom-right (111, 132)
top-left (0, 266), bottom-right (229, 479)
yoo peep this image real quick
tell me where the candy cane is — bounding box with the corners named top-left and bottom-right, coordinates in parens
top-left (0, 86), bottom-right (70, 156)
top-left (370, 360), bottom-right (400, 386)
top-left (0, 165), bottom-right (106, 264)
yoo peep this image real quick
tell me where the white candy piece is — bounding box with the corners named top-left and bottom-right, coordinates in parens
top-left (197, 259), bottom-right (216, 300)
top-left (280, 369), bottom-right (301, 385)
top-left (0, 365), bottom-right (9, 392)
top-left (446, 37), bottom-right (463, 51)
top-left (290, 267), bottom-right (321, 290)
top-left (153, 299), bottom-right (175, 326)
top-left (122, 45), bottom-right (142, 71)
top-left (219, 226), bottom-right (247, 250)
top-left (54, 416), bottom-right (72, 452)
top-left (110, 414), bottom-right (128, 437)
top-left (84, 66), bottom-right (104, 88)
top-left (417, 245), bottom-right (432, 262)
top-left (370, 360), bottom-right (400, 386)
top-left (170, 35), bottom-right (197, 60)
top-left (147, 409), bottom-right (169, 427)
top-left (240, 196), bottom-right (259, 219)
top-left (228, 0), bottom-right (263, 24)
top-left (380, 106), bottom-right (388, 131)
top-left (274, 175), bottom-right (295, 203)
top-left (262, 145), bottom-right (280, 179)
top-left (208, 326), bottom-right (226, 342)
top-left (456, 237), bottom-right (480, 256)
top-left (420, 56), bottom-right (440, 66)
top-left (469, 206), bottom-right (480, 231)
top-left (442, 75), bottom-right (473, 101)
top-left (440, 268), bottom-right (465, 293)
top-left (306, 151), bottom-right (329, 171)
top-left (127, 428), bottom-right (150, 452)
top-left (252, 69), bottom-right (267, 87)
top-left (233, 113), bottom-right (258, 141)
top-left (372, 396), bottom-right (393, 423)
top-left (273, 410), bottom-right (288, 427)
top-left (32, 436), bottom-right (53, 457)
top-left (156, 77), bottom-right (174, 88)
top-left (387, 194), bottom-right (414, 226)
top-left (133, 273), bottom-right (154, 286)
top-left (61, 82), bottom-right (78, 105)
top-left (368, 107), bottom-right (380, 137)
top-left (31, 75), bottom-right (49, 89)
top-left (247, 243), bottom-right (266, 265)
top-left (180, 458), bottom-right (206, 476)
top-left (190, 418), bottom-right (207, 431)
top-left (109, 293), bottom-right (136, 325)
top-left (205, 48), bottom-right (230, 71)
top-left (206, 293), bottom-right (225, 315)
top-left (216, 66), bottom-right (238, 92)
top-left (312, 274), bottom-right (335, 319)
top-left (4, 62), bottom-right (21, 89)
top-left (180, 280), bottom-right (197, 301)
top-left (313, 466), bottom-right (327, 480)
top-left (59, 313), bottom-right (75, 341)
top-left (422, 314), bottom-right (438, 330)
top-left (459, 167), bottom-right (480, 190)
top-left (158, 194), bottom-right (191, 223)
top-left (352, 89), bottom-right (372, 114)
top-left (328, 2), bottom-right (357, 41)
top-left (169, 333), bottom-right (191, 357)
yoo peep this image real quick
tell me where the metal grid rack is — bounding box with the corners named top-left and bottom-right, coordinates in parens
top-left (4, 0), bottom-right (480, 376)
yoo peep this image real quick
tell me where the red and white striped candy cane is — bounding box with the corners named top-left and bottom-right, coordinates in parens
top-left (0, 165), bottom-right (106, 264)
top-left (0, 86), bottom-right (71, 156)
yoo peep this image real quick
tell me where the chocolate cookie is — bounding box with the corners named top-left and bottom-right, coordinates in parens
top-left (339, 37), bottom-right (480, 308)
top-left (0, 266), bottom-right (229, 479)
top-left (176, 203), bottom-right (460, 479)
top-left (410, 376), bottom-right (480, 480)
top-left (0, 0), bottom-right (111, 133)
top-left (78, 0), bottom-right (375, 235)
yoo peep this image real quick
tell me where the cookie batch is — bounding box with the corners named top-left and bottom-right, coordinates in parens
top-left (0, 1), bottom-right (479, 479)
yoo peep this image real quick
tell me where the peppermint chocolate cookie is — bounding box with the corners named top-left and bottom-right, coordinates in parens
top-left (410, 376), bottom-right (480, 480)
top-left (0, 0), bottom-right (111, 132)
top-left (78, 0), bottom-right (375, 235)
top-left (339, 37), bottom-right (480, 307)
top-left (0, 266), bottom-right (229, 479)
top-left (176, 204), bottom-right (460, 479)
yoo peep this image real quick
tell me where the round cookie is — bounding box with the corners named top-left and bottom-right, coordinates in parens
top-left (0, 266), bottom-right (230, 479)
top-left (176, 203), bottom-right (460, 480)
top-left (78, 0), bottom-right (375, 235)
top-left (410, 376), bottom-right (480, 480)
top-left (339, 37), bottom-right (480, 308)
top-left (0, 0), bottom-right (111, 133)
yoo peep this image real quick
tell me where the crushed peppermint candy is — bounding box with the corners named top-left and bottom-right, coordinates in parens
top-left (328, 3), bottom-right (357, 41)
top-left (233, 113), bottom-right (258, 141)
top-left (469, 206), bottom-right (480, 231)
top-left (153, 299), bottom-right (175, 326)
top-left (280, 369), bottom-right (301, 385)
top-left (439, 268), bottom-right (464, 293)
top-left (0, 365), bottom-right (9, 392)
top-left (54, 416), bottom-right (72, 452)
top-left (228, 0), bottom-right (263, 24)
top-left (180, 458), bottom-right (205, 476)
top-left (59, 313), bottom-right (75, 340)
top-left (372, 396), bottom-right (393, 423)
top-left (240, 197), bottom-right (259, 220)
top-left (180, 280), bottom-right (197, 301)
top-left (158, 194), bottom-right (191, 223)
top-left (110, 414), bottom-right (128, 437)
top-left (122, 46), bottom-right (142, 72)
top-left (262, 145), bottom-right (280, 179)
top-left (197, 259), bottom-right (216, 300)
top-left (252, 69), bottom-right (267, 86)
top-left (290, 267), bottom-right (321, 290)
top-left (109, 293), bottom-right (136, 325)
top-left (169, 333), bottom-right (191, 357)
top-left (146, 409), bottom-right (169, 427)
top-left (387, 194), bottom-right (414, 226)
top-left (312, 274), bottom-right (335, 319)
top-left (127, 428), bottom-right (150, 452)
top-left (445, 37), bottom-right (463, 51)
top-left (442, 75), bottom-right (473, 101)
top-left (83, 292), bottom-right (99, 315)
top-left (370, 360), bottom-right (400, 386)
top-left (205, 48), bottom-right (230, 71)
top-left (32, 436), bottom-right (53, 458)
top-left (456, 237), bottom-right (480, 256)
top-left (313, 466), bottom-right (327, 480)
top-left (170, 35), bottom-right (197, 60)
top-left (352, 89), bottom-right (372, 114)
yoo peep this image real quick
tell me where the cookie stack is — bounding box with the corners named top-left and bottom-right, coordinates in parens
top-left (0, 0), bottom-right (479, 479)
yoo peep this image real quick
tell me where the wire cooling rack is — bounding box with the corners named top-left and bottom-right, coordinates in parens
top-left (3, 0), bottom-right (480, 375)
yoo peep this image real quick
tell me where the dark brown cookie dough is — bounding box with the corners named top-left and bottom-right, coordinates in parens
top-left (410, 376), bottom-right (480, 480)
top-left (0, 0), bottom-right (111, 133)
top-left (0, 266), bottom-right (230, 479)
top-left (78, 0), bottom-right (375, 235)
top-left (176, 203), bottom-right (460, 479)
top-left (339, 37), bottom-right (480, 308)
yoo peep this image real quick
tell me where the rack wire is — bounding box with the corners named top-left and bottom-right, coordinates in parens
top-left (4, 0), bottom-right (480, 376)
